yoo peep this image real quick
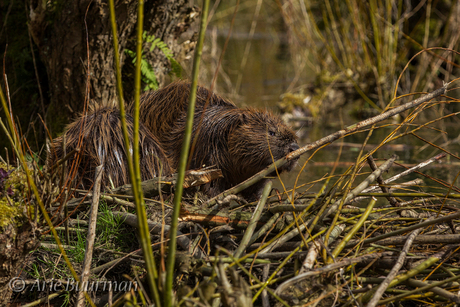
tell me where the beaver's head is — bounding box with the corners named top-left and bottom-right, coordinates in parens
top-left (228, 108), bottom-right (299, 178)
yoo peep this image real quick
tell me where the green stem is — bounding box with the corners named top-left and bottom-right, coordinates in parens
top-left (359, 192), bottom-right (460, 198)
top-left (363, 256), bottom-right (440, 303)
top-left (133, 0), bottom-right (143, 184)
top-left (164, 0), bottom-right (210, 305)
top-left (379, 275), bottom-right (460, 305)
top-left (219, 249), bottom-right (290, 307)
top-left (329, 197), bottom-right (377, 262)
top-left (108, 0), bottom-right (160, 305)
top-left (234, 180), bottom-right (272, 258)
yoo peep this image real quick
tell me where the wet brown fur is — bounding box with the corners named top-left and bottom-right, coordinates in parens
top-left (134, 81), bottom-right (299, 199)
top-left (131, 81), bottom-right (234, 139)
top-left (47, 106), bottom-right (172, 190)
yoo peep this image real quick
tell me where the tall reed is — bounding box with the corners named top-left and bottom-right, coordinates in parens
top-left (108, 0), bottom-right (160, 305)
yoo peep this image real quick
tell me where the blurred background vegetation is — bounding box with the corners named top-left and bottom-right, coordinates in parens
top-left (199, 0), bottom-right (459, 118)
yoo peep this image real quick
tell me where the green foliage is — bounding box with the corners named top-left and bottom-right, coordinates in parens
top-left (35, 250), bottom-right (73, 279)
top-left (25, 153), bottom-right (43, 171)
top-left (60, 292), bottom-right (71, 307)
top-left (96, 201), bottom-right (132, 251)
top-left (0, 163), bottom-right (30, 229)
top-left (28, 263), bottom-right (41, 279)
top-left (33, 201), bottom-right (135, 286)
top-left (63, 201), bottom-right (131, 264)
top-left (144, 32), bottom-right (183, 80)
top-left (67, 224), bottom-right (87, 263)
top-left (125, 49), bottom-right (158, 90)
top-left (125, 32), bottom-right (182, 91)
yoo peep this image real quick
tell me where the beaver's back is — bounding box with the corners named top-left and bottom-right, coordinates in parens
top-left (47, 107), bottom-right (172, 190)
top-left (133, 81), bottom-right (235, 141)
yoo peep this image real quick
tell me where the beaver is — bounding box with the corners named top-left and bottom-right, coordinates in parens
top-left (47, 106), bottom-right (172, 190)
top-left (132, 81), bottom-right (299, 199)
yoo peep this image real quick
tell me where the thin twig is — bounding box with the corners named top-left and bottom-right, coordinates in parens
top-left (383, 277), bottom-right (460, 304)
top-left (363, 153), bottom-right (446, 192)
top-left (367, 155), bottom-right (399, 205)
top-left (21, 290), bottom-right (67, 307)
top-left (366, 218), bottom-right (431, 307)
top-left (275, 252), bottom-right (392, 295)
top-left (76, 165), bottom-right (103, 307)
top-left (321, 155), bottom-right (397, 220)
top-left (330, 197), bottom-right (377, 262)
top-left (234, 180), bottom-right (272, 258)
top-left (346, 209), bottom-right (460, 248)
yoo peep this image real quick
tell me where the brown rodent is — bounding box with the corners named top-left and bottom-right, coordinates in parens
top-left (47, 106), bottom-right (172, 190)
top-left (134, 81), bottom-right (299, 199)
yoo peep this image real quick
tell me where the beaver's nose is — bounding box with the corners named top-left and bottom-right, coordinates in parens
top-left (289, 142), bottom-right (300, 153)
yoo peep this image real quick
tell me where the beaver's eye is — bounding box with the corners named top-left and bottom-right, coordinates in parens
top-left (268, 130), bottom-right (276, 136)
